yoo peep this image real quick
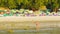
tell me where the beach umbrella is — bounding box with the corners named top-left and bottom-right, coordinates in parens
top-left (29, 10), bottom-right (33, 14)
top-left (23, 9), bottom-right (30, 14)
top-left (10, 9), bottom-right (16, 13)
top-left (19, 9), bottom-right (24, 13)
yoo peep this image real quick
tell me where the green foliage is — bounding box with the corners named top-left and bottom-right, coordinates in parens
top-left (7, 0), bottom-right (17, 9)
top-left (0, 0), bottom-right (60, 10)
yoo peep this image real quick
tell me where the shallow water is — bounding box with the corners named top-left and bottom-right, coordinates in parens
top-left (0, 21), bottom-right (60, 34)
top-left (0, 27), bottom-right (60, 34)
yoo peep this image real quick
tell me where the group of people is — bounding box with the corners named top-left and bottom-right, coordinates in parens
top-left (0, 9), bottom-right (60, 17)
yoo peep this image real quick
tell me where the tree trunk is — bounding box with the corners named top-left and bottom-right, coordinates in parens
top-left (53, 8), bottom-right (58, 13)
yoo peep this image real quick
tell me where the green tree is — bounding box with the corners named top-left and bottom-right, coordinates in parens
top-left (7, 0), bottom-right (17, 9)
top-left (0, 0), bottom-right (5, 7)
top-left (0, 0), bottom-right (60, 11)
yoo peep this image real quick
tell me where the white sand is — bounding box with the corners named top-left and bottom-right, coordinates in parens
top-left (0, 16), bottom-right (60, 22)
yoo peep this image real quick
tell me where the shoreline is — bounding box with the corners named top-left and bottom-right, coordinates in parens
top-left (0, 16), bottom-right (60, 30)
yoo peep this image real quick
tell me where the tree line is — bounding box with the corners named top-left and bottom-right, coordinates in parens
top-left (0, 0), bottom-right (60, 12)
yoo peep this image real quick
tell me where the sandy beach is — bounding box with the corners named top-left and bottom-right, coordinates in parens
top-left (0, 16), bottom-right (60, 30)
top-left (0, 16), bottom-right (60, 22)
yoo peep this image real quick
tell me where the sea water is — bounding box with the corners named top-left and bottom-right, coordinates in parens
top-left (0, 21), bottom-right (60, 34)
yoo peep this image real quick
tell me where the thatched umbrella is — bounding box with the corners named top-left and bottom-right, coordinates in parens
top-left (0, 7), bottom-right (9, 10)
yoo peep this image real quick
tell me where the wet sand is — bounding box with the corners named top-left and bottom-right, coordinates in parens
top-left (0, 21), bottom-right (60, 30)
